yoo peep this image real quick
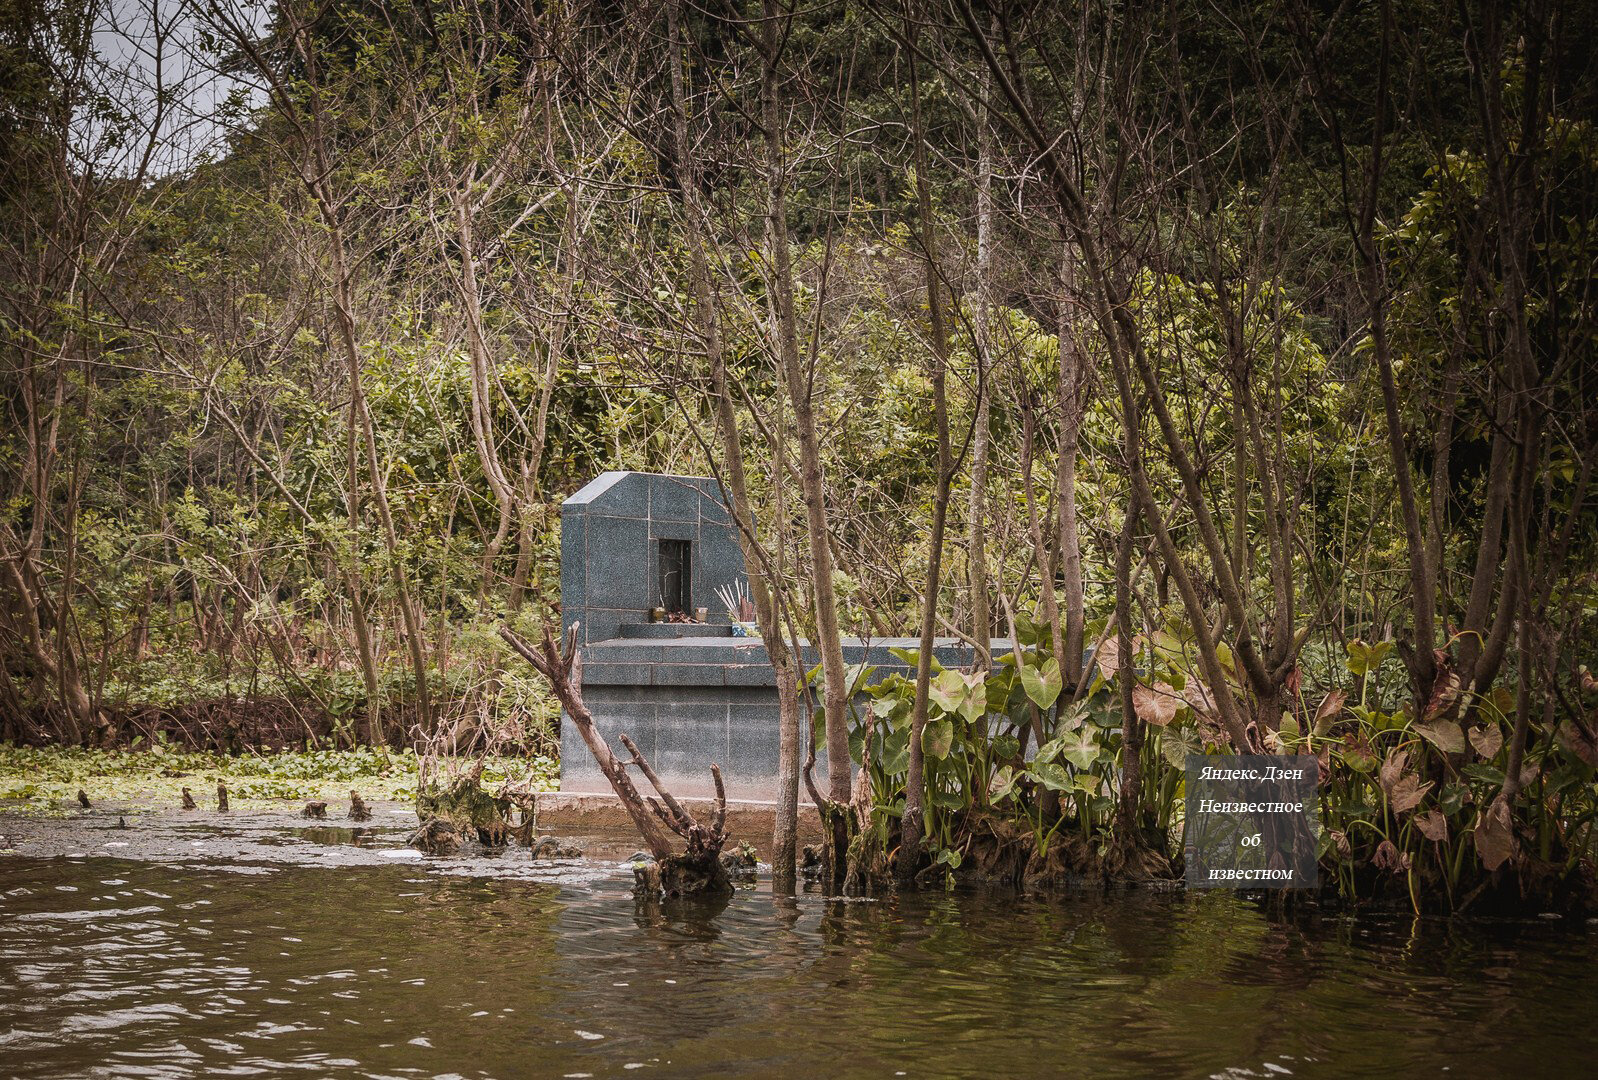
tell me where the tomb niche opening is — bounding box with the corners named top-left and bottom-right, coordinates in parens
top-left (658, 538), bottom-right (691, 618)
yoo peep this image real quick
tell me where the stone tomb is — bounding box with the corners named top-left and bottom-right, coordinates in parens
top-left (557, 471), bottom-right (1002, 800)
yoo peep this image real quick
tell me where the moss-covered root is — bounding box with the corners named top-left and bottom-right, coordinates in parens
top-left (408, 817), bottom-right (461, 856)
top-left (413, 772), bottom-right (513, 848)
top-left (658, 850), bottom-right (734, 898)
top-left (843, 827), bottom-right (893, 895)
top-left (630, 848), bottom-right (734, 899)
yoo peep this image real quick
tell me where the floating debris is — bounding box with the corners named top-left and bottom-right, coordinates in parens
top-left (721, 841), bottom-right (759, 875)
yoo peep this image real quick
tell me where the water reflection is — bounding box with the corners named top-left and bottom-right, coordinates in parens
top-left (293, 826), bottom-right (377, 847)
top-left (0, 856), bottom-right (1594, 1078)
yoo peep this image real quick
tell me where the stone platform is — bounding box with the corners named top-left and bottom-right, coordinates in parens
top-left (532, 790), bottom-right (827, 851)
top-left (572, 630), bottom-right (1009, 799)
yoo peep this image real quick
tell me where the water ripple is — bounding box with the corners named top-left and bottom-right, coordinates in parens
top-left (0, 856), bottom-right (1594, 1078)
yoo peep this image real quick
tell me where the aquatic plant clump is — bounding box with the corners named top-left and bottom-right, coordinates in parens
top-left (817, 624), bottom-right (1598, 914)
top-left (0, 744), bottom-right (556, 814)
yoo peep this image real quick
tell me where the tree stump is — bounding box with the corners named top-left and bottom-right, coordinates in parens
top-left (302, 801), bottom-right (328, 819)
top-left (413, 765), bottom-right (512, 847)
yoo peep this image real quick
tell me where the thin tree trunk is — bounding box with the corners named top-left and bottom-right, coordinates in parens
top-left (453, 191), bottom-right (519, 569)
top-left (758, 0), bottom-right (851, 883)
top-left (966, 64), bottom-right (993, 671)
top-left (293, 27), bottom-right (433, 730)
top-left (1055, 248), bottom-right (1086, 689)
top-left (901, 30), bottom-right (956, 881)
top-left (665, 0), bottom-right (803, 886)
top-left (1111, 505), bottom-right (1143, 849)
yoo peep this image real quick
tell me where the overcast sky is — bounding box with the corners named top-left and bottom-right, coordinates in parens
top-left (82, 0), bottom-right (269, 177)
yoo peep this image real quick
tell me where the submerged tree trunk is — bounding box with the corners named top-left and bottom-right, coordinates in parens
top-left (500, 624), bottom-right (732, 897)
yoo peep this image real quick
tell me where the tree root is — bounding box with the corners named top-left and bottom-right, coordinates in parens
top-left (408, 817), bottom-right (461, 856)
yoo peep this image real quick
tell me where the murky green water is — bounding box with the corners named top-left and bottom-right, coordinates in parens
top-left (2, 853), bottom-right (1595, 1079)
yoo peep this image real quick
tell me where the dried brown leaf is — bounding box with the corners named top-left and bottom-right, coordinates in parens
top-left (1389, 773), bottom-right (1433, 815)
top-left (1474, 795), bottom-right (1516, 871)
top-left (1377, 748), bottom-right (1431, 813)
top-left (1378, 748), bottom-right (1410, 799)
top-left (1373, 839), bottom-right (1411, 874)
top-left (1558, 722), bottom-right (1598, 768)
top-left (1096, 636), bottom-right (1141, 683)
top-left (1423, 667), bottom-right (1462, 723)
top-left (1131, 681), bottom-right (1180, 727)
top-left (1414, 811), bottom-right (1449, 842)
top-left (1468, 725), bottom-right (1503, 759)
top-left (1413, 717), bottom-right (1465, 754)
top-left (1313, 689), bottom-right (1348, 733)
top-left (1181, 678), bottom-right (1217, 720)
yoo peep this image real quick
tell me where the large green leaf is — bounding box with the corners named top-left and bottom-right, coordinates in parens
top-left (991, 732), bottom-right (1021, 763)
top-left (1057, 726), bottom-right (1101, 770)
top-left (844, 662), bottom-right (878, 695)
top-left (929, 669), bottom-right (986, 723)
top-left (875, 728), bottom-right (910, 774)
top-left (928, 669), bottom-right (963, 716)
top-left (1346, 638), bottom-right (1395, 677)
top-left (1033, 732), bottom-right (1065, 766)
top-left (922, 717), bottom-right (955, 760)
top-left (889, 646), bottom-right (944, 674)
top-left (990, 765), bottom-right (1020, 803)
top-left (1027, 762), bottom-right (1073, 792)
top-left (1019, 657), bottom-right (1064, 709)
top-left (1160, 726), bottom-right (1201, 769)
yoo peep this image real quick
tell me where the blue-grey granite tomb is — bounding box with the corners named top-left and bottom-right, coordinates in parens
top-left (558, 471), bottom-right (1007, 800)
